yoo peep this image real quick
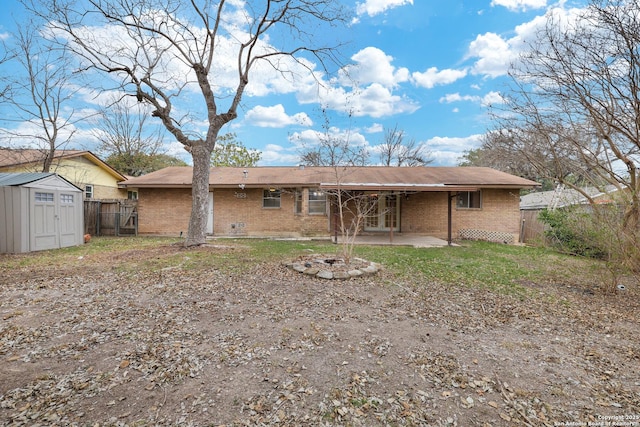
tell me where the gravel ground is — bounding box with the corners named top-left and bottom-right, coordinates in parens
top-left (0, 242), bottom-right (639, 426)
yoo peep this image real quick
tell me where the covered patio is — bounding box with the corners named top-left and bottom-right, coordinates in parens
top-left (332, 234), bottom-right (452, 248)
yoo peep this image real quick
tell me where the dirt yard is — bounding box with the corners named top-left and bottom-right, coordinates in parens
top-left (0, 241), bottom-right (639, 426)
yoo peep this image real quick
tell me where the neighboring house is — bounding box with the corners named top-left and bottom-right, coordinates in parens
top-left (0, 172), bottom-right (84, 253)
top-left (519, 185), bottom-right (620, 243)
top-left (121, 166), bottom-right (539, 243)
top-left (0, 148), bottom-right (128, 199)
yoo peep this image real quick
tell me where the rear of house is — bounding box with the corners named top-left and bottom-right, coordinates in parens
top-left (122, 166), bottom-right (538, 244)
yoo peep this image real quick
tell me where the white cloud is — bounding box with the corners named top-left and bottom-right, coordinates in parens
top-left (466, 32), bottom-right (513, 78)
top-left (490, 0), bottom-right (547, 12)
top-left (481, 91), bottom-right (505, 106)
top-left (466, 4), bottom-right (583, 78)
top-left (259, 143), bottom-right (301, 165)
top-left (298, 78), bottom-right (419, 119)
top-left (288, 127), bottom-right (368, 151)
top-left (365, 123), bottom-right (384, 133)
top-left (356, 0), bottom-right (413, 17)
top-left (341, 47), bottom-right (409, 89)
top-left (412, 67), bottom-right (467, 89)
top-left (440, 93), bottom-right (477, 104)
top-left (244, 104), bottom-right (313, 128)
top-left (439, 91), bottom-right (504, 107)
top-left (425, 134), bottom-right (484, 166)
top-left (325, 83), bottom-right (419, 118)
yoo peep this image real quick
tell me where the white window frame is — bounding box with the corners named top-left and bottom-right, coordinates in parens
top-left (308, 189), bottom-right (327, 215)
top-left (60, 194), bottom-right (74, 204)
top-left (35, 192), bottom-right (54, 202)
top-left (457, 191), bottom-right (482, 209)
top-left (262, 189), bottom-right (281, 209)
top-left (85, 185), bottom-right (94, 199)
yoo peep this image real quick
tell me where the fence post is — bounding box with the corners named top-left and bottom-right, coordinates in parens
top-left (96, 201), bottom-right (102, 236)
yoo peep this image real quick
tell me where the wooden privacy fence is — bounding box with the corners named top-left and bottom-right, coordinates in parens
top-left (519, 209), bottom-right (546, 244)
top-left (84, 200), bottom-right (138, 236)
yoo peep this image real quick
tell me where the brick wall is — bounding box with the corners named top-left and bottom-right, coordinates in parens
top-left (401, 189), bottom-right (521, 241)
top-left (138, 188), bottom-right (192, 235)
top-left (213, 188), bottom-right (329, 237)
top-left (138, 187), bottom-right (330, 237)
top-left (137, 187), bottom-right (521, 240)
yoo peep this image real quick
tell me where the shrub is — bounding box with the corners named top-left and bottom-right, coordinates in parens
top-left (538, 207), bottom-right (608, 259)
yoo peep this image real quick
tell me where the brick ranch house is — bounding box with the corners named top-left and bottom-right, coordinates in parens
top-left (120, 166), bottom-right (539, 243)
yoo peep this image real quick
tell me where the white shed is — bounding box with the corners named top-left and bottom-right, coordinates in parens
top-left (0, 173), bottom-right (84, 253)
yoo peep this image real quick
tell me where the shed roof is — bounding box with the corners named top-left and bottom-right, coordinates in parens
top-left (0, 172), bottom-right (82, 191)
top-left (122, 166), bottom-right (539, 191)
top-left (0, 172), bottom-right (55, 186)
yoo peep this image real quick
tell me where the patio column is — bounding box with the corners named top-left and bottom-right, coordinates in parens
top-left (447, 191), bottom-right (454, 246)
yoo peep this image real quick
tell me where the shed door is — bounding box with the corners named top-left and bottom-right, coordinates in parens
top-left (59, 192), bottom-right (79, 247)
top-left (31, 191), bottom-right (59, 251)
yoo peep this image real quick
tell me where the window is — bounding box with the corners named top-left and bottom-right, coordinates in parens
top-left (308, 189), bottom-right (327, 215)
top-left (457, 191), bottom-right (482, 209)
top-left (35, 192), bottom-right (54, 202)
top-left (85, 185), bottom-right (94, 199)
top-left (263, 189), bottom-right (281, 208)
top-left (128, 191), bottom-right (138, 200)
top-left (60, 194), bottom-right (74, 204)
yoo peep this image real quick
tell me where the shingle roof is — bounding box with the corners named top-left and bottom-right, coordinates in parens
top-left (520, 186), bottom-right (619, 210)
top-left (0, 149), bottom-right (85, 167)
top-left (0, 149), bottom-right (126, 180)
top-left (122, 166), bottom-right (539, 191)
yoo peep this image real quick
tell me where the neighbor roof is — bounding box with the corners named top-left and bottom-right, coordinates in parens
top-left (0, 148), bottom-right (126, 181)
top-left (122, 166), bottom-right (539, 191)
top-left (520, 185), bottom-right (620, 210)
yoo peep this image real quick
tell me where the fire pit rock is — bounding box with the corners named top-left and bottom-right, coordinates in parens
top-left (285, 255), bottom-right (381, 280)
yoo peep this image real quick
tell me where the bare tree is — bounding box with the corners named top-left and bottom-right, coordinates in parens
top-left (0, 40), bottom-right (13, 102)
top-left (31, 0), bottom-right (348, 246)
top-left (0, 21), bottom-right (82, 172)
top-left (298, 113), bottom-right (376, 262)
top-left (489, 0), bottom-right (640, 271)
top-left (497, 1), bottom-right (640, 220)
top-left (377, 124), bottom-right (432, 166)
top-left (93, 97), bottom-right (178, 176)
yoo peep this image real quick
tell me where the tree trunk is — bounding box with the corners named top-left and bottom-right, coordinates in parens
top-left (185, 142), bottom-right (213, 247)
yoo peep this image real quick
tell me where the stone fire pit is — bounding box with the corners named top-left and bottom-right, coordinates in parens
top-left (285, 254), bottom-right (381, 280)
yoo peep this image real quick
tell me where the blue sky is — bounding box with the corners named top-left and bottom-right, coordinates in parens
top-left (0, 0), bottom-right (588, 167)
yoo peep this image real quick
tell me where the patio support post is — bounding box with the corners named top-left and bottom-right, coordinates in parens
top-left (447, 191), bottom-right (453, 246)
top-left (389, 193), bottom-right (394, 243)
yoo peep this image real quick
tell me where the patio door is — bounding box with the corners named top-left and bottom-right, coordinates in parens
top-left (364, 194), bottom-right (399, 232)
